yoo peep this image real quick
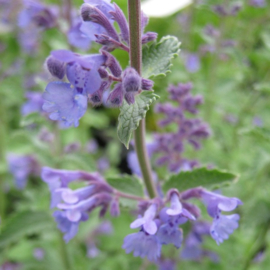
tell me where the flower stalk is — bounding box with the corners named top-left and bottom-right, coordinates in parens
top-left (128, 0), bottom-right (158, 198)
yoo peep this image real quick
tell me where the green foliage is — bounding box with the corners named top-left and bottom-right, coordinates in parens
top-left (163, 167), bottom-right (238, 193)
top-left (0, 211), bottom-right (54, 248)
top-left (142, 35), bottom-right (181, 78)
top-left (117, 91), bottom-right (159, 148)
top-left (106, 174), bottom-right (143, 197)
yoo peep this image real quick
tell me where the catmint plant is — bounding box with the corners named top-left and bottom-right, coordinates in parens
top-left (35, 0), bottom-right (243, 265)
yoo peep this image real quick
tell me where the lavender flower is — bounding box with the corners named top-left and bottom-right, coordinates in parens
top-left (7, 154), bottom-right (38, 189)
top-left (249, 0), bottom-right (266, 7)
top-left (122, 231), bottom-right (161, 262)
top-left (21, 92), bottom-right (43, 115)
top-left (130, 204), bottom-right (158, 235)
top-left (185, 53), bottom-right (201, 73)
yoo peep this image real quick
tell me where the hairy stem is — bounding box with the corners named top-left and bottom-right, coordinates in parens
top-left (115, 190), bottom-right (147, 201)
top-left (128, 0), bottom-right (158, 198)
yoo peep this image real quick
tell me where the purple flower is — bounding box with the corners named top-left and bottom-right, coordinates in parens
top-left (200, 190), bottom-right (242, 218)
top-left (122, 231), bottom-right (161, 262)
top-left (7, 154), bottom-right (37, 189)
top-left (53, 210), bottom-right (88, 242)
top-left (185, 53), bottom-right (200, 73)
top-left (21, 92), bottom-right (43, 115)
top-left (211, 214), bottom-right (239, 245)
top-left (68, 19), bottom-right (92, 50)
top-left (41, 167), bottom-right (101, 207)
top-left (130, 204), bottom-right (158, 235)
top-left (249, 0), bottom-right (266, 7)
top-left (42, 82), bottom-right (87, 128)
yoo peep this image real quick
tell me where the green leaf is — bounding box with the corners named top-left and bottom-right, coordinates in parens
top-left (163, 167), bottom-right (238, 193)
top-left (20, 112), bottom-right (45, 127)
top-left (142, 35), bottom-right (181, 78)
top-left (0, 211), bottom-right (54, 248)
top-left (117, 91), bottom-right (159, 148)
top-left (106, 174), bottom-right (143, 197)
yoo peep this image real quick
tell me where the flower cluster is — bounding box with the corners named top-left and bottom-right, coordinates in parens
top-left (42, 0), bottom-right (155, 127)
top-left (152, 82), bottom-right (211, 173)
top-left (41, 167), bottom-right (119, 242)
top-left (123, 189), bottom-right (242, 261)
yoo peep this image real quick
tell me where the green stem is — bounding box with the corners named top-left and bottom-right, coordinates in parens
top-left (58, 232), bottom-right (71, 270)
top-left (128, 0), bottom-right (158, 198)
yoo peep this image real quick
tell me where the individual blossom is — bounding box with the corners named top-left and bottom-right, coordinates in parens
top-left (21, 91), bottom-right (44, 116)
top-left (43, 51), bottom-right (106, 127)
top-left (182, 188), bottom-right (242, 245)
top-left (184, 53), bottom-right (201, 73)
top-left (7, 154), bottom-right (39, 189)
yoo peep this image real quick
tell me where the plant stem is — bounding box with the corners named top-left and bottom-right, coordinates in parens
top-left (58, 232), bottom-right (71, 270)
top-left (128, 0), bottom-right (158, 198)
top-left (115, 190), bottom-right (147, 201)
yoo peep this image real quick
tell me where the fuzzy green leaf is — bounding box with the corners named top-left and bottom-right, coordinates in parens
top-left (117, 91), bottom-right (159, 148)
top-left (142, 35), bottom-right (181, 78)
top-left (0, 211), bottom-right (54, 248)
top-left (106, 174), bottom-right (144, 197)
top-left (163, 167), bottom-right (238, 193)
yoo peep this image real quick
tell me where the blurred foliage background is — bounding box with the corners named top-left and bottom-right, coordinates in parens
top-left (0, 0), bottom-right (270, 269)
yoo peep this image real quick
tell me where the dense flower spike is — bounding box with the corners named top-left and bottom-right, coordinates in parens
top-left (153, 83), bottom-right (210, 172)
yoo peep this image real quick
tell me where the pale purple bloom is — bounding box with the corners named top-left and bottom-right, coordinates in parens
top-left (185, 53), bottom-right (200, 73)
top-left (122, 231), bottom-right (161, 261)
top-left (86, 139), bottom-right (98, 153)
top-left (7, 154), bottom-right (37, 189)
top-left (42, 82), bottom-right (88, 128)
top-left (253, 116), bottom-right (263, 127)
top-left (68, 19), bottom-right (92, 50)
top-left (53, 210), bottom-right (88, 242)
top-left (249, 0), bottom-right (266, 7)
top-left (166, 193), bottom-right (182, 216)
top-left (130, 204), bottom-right (158, 235)
top-left (41, 167), bottom-right (100, 208)
top-left (211, 214), bottom-right (239, 245)
top-left (87, 242), bottom-right (100, 258)
top-left (97, 157), bottom-right (110, 172)
top-left (156, 224), bottom-right (183, 248)
top-left (200, 190), bottom-right (242, 218)
top-left (21, 92), bottom-right (43, 115)
top-left (33, 248), bottom-right (44, 260)
top-left (158, 259), bottom-right (176, 270)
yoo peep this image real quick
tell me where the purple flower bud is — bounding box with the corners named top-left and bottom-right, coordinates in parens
top-left (141, 11), bottom-right (149, 33)
top-left (212, 5), bottom-right (228, 16)
top-left (122, 67), bottom-right (141, 93)
top-left (46, 56), bottom-right (65, 79)
top-left (110, 197), bottom-right (120, 217)
top-left (141, 78), bottom-right (153, 90)
top-left (64, 142), bottom-right (81, 153)
top-left (142, 32), bottom-right (158, 44)
top-left (98, 67), bottom-right (109, 78)
top-left (80, 4), bottom-right (119, 41)
top-left (123, 231), bottom-right (161, 262)
top-left (124, 92), bottom-right (135, 105)
top-left (110, 3), bottom-right (129, 44)
top-left (102, 50), bottom-right (122, 77)
top-left (107, 83), bottom-right (124, 107)
top-left (230, 3), bottom-right (242, 16)
top-left (89, 81), bottom-right (110, 106)
top-left (33, 248), bottom-right (45, 260)
top-left (166, 192), bottom-right (182, 216)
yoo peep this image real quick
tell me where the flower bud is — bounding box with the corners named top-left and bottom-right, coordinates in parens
top-left (46, 56), bottom-right (65, 79)
top-left (122, 67), bottom-right (141, 93)
top-left (107, 83), bottom-right (124, 107)
top-left (110, 197), bottom-right (120, 217)
top-left (142, 32), bottom-right (157, 44)
top-left (124, 92), bottom-right (135, 105)
top-left (89, 81), bottom-right (111, 106)
top-left (102, 50), bottom-right (122, 77)
top-left (80, 4), bottom-right (97, 21)
top-left (141, 78), bottom-right (153, 90)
